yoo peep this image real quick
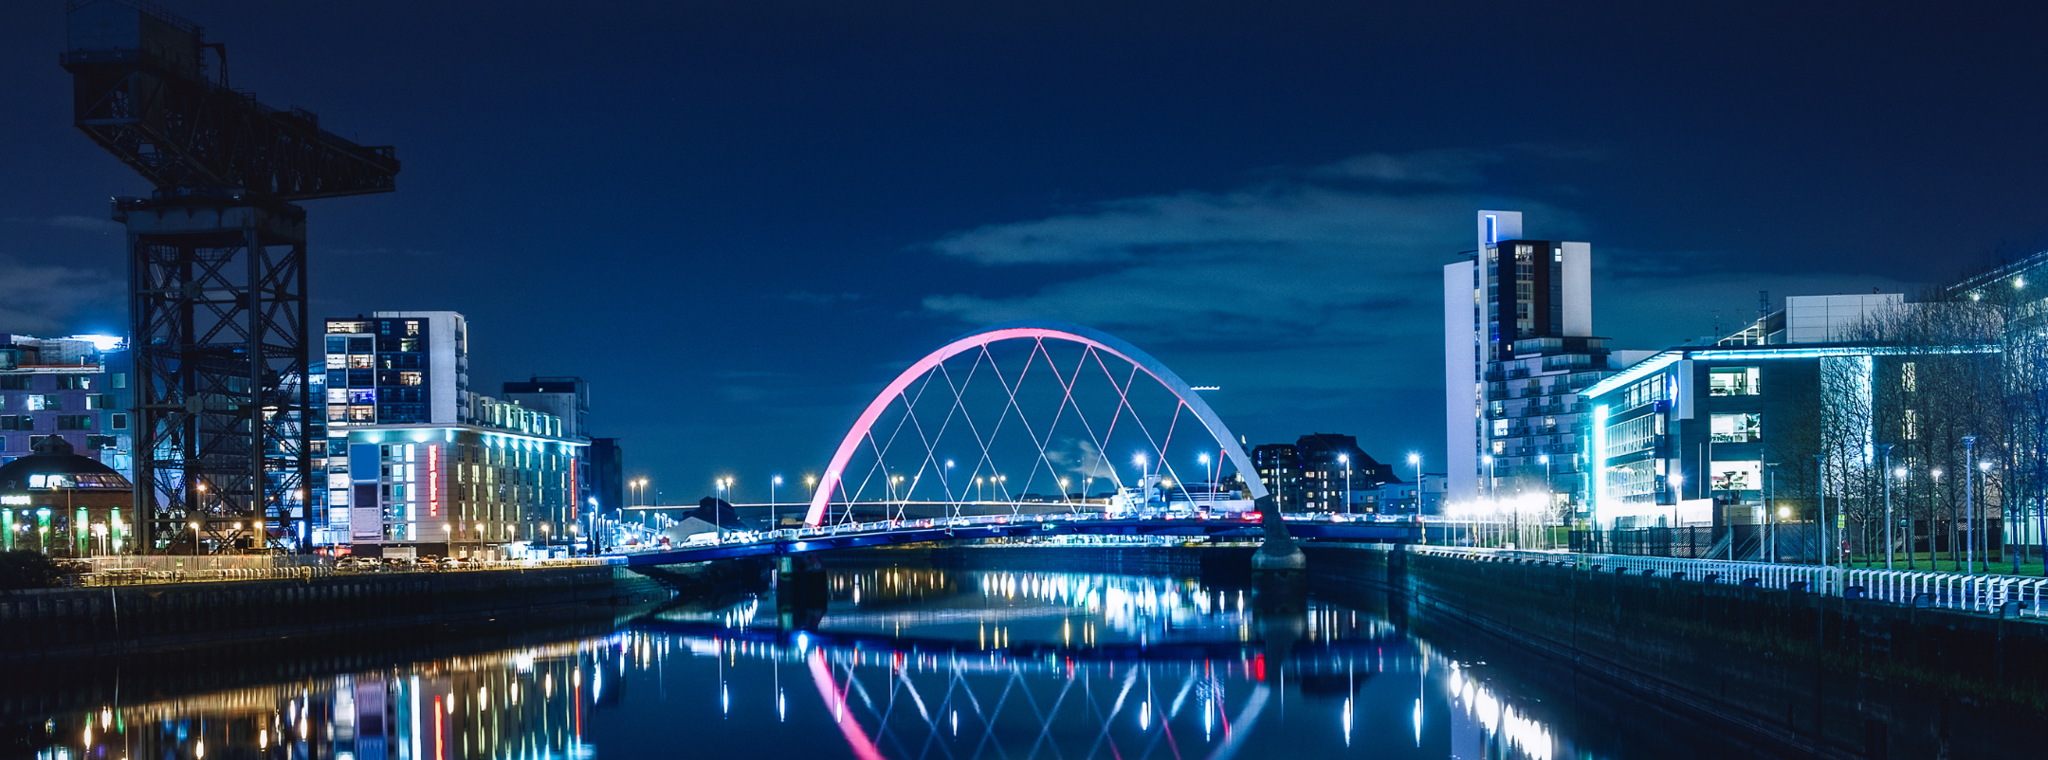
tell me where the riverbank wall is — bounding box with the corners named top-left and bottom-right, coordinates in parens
top-left (1303, 544), bottom-right (2048, 759)
top-left (0, 565), bottom-right (670, 663)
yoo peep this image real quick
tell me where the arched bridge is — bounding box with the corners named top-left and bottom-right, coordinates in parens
top-left (610, 320), bottom-right (1421, 566)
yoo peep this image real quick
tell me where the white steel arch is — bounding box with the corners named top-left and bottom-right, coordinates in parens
top-left (804, 320), bottom-right (1268, 526)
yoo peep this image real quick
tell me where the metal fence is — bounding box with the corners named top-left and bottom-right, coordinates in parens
top-left (71, 555), bottom-right (619, 587)
top-left (1411, 545), bottom-right (2048, 619)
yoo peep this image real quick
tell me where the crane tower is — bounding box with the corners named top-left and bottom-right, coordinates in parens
top-left (60, 0), bottom-right (399, 553)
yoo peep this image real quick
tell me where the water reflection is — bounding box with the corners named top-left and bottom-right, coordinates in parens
top-left (17, 566), bottom-right (1739, 760)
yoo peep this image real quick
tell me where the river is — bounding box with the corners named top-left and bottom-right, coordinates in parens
top-left (9, 563), bottom-right (1798, 759)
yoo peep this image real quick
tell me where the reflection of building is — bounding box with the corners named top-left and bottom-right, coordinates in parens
top-left (0, 435), bottom-right (134, 555)
top-left (323, 313), bottom-right (587, 559)
top-left (0, 334), bottom-right (131, 482)
top-left (1443, 210), bottom-right (1651, 513)
top-left (50, 639), bottom-right (607, 760)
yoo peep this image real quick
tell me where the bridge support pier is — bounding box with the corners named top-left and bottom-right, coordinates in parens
top-left (775, 555), bottom-right (828, 631)
top-left (1250, 497), bottom-right (1307, 578)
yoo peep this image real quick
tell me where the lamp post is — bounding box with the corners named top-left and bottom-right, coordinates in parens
top-left (772, 475), bottom-right (782, 529)
top-left (1482, 455), bottom-right (1495, 500)
top-left (1338, 454), bottom-right (1350, 515)
top-left (1815, 454), bottom-right (1829, 567)
top-left (1878, 445), bottom-right (1894, 568)
top-left (189, 520), bottom-right (200, 558)
top-left (1931, 467), bottom-right (1945, 570)
top-left (1963, 435), bottom-right (1977, 574)
top-left (717, 477), bottom-right (731, 542)
top-left (1539, 454), bottom-right (1552, 549)
top-left (945, 460), bottom-right (956, 517)
top-left (1980, 458), bottom-right (1995, 574)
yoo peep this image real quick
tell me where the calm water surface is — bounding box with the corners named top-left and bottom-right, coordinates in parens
top-left (19, 566), bottom-right (1786, 759)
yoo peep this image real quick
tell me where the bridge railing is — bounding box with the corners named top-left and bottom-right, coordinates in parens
top-left (612, 510), bottom-right (1418, 554)
top-left (1410, 546), bottom-right (2048, 619)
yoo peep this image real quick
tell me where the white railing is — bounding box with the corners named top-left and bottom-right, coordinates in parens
top-left (1410, 546), bottom-right (2048, 618)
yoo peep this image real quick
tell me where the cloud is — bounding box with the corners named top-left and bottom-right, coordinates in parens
top-left (1306, 149), bottom-right (1499, 185)
top-left (0, 255), bottom-right (123, 335)
top-left (2, 215), bottom-right (124, 234)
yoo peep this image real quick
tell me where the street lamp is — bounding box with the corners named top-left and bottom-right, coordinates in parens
top-left (1880, 444), bottom-right (1896, 569)
top-left (772, 475), bottom-right (782, 528)
top-left (1407, 452), bottom-right (1423, 521)
top-left (1338, 454), bottom-right (1351, 515)
top-left (1963, 435), bottom-right (1977, 574)
top-left (189, 521), bottom-right (200, 557)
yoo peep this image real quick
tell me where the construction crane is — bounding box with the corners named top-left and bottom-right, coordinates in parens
top-left (60, 0), bottom-right (399, 554)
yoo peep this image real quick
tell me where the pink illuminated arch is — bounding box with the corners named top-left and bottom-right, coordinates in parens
top-left (804, 320), bottom-right (1267, 526)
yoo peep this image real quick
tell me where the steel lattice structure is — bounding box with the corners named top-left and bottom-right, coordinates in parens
top-left (806, 321), bottom-right (1269, 527)
top-left (60, 0), bottom-right (398, 552)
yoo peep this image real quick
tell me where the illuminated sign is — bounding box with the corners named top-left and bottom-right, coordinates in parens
top-left (0, 495), bottom-right (28, 505)
top-left (428, 443), bottom-right (441, 518)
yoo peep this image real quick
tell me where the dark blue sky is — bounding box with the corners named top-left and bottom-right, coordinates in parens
top-left (3, 0), bottom-right (2044, 502)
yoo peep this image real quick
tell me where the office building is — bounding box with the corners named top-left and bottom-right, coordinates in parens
top-left (322, 313), bottom-right (586, 559)
top-left (1444, 210), bottom-right (1652, 516)
top-left (1580, 293), bottom-right (1929, 533)
top-left (0, 334), bottom-right (132, 481)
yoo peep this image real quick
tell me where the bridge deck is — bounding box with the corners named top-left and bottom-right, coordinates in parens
top-left (610, 514), bottom-right (1420, 566)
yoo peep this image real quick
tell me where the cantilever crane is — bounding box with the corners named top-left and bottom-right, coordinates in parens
top-left (60, 0), bottom-right (399, 554)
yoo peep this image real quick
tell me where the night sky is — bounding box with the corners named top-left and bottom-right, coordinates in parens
top-left (3, 1), bottom-right (2045, 502)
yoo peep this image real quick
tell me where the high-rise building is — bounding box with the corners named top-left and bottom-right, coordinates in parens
top-left (1444, 211), bottom-right (1652, 516)
top-left (321, 313), bottom-right (586, 559)
top-left (1251, 443), bottom-right (1303, 511)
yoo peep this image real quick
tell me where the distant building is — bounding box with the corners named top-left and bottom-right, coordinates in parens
top-left (502, 377), bottom-right (590, 441)
top-left (1362, 473), bottom-right (1446, 516)
top-left (0, 435), bottom-right (134, 556)
top-left (322, 313), bottom-right (586, 559)
top-left (1443, 210), bottom-right (1653, 517)
top-left (0, 334), bottom-right (131, 483)
top-left (590, 436), bottom-right (623, 514)
top-left (1293, 433), bottom-right (1395, 513)
top-left (1251, 444), bottom-right (1302, 511)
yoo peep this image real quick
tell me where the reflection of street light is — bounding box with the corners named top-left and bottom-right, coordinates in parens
top-left (1963, 435), bottom-right (1977, 574)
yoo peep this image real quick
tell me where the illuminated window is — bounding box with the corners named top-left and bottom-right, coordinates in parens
top-left (1901, 362), bottom-right (1917, 393)
top-left (57, 376), bottom-right (91, 390)
top-left (1708, 368), bottom-right (1760, 396)
top-left (406, 320), bottom-right (421, 336)
top-left (1903, 409), bottom-right (1919, 440)
top-left (325, 354), bottom-right (347, 370)
top-left (1710, 413), bottom-right (1761, 443)
top-left (348, 354), bottom-right (374, 369)
top-left (328, 321), bottom-right (368, 334)
top-left (26, 395), bottom-right (59, 411)
top-left (348, 405), bottom-right (375, 422)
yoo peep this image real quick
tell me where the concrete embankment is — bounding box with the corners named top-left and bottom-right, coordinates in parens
top-left (1303, 544), bottom-right (2048, 759)
top-left (0, 565), bottom-right (670, 662)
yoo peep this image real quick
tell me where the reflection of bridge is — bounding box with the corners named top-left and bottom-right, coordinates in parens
top-left (614, 513), bottom-right (1420, 566)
